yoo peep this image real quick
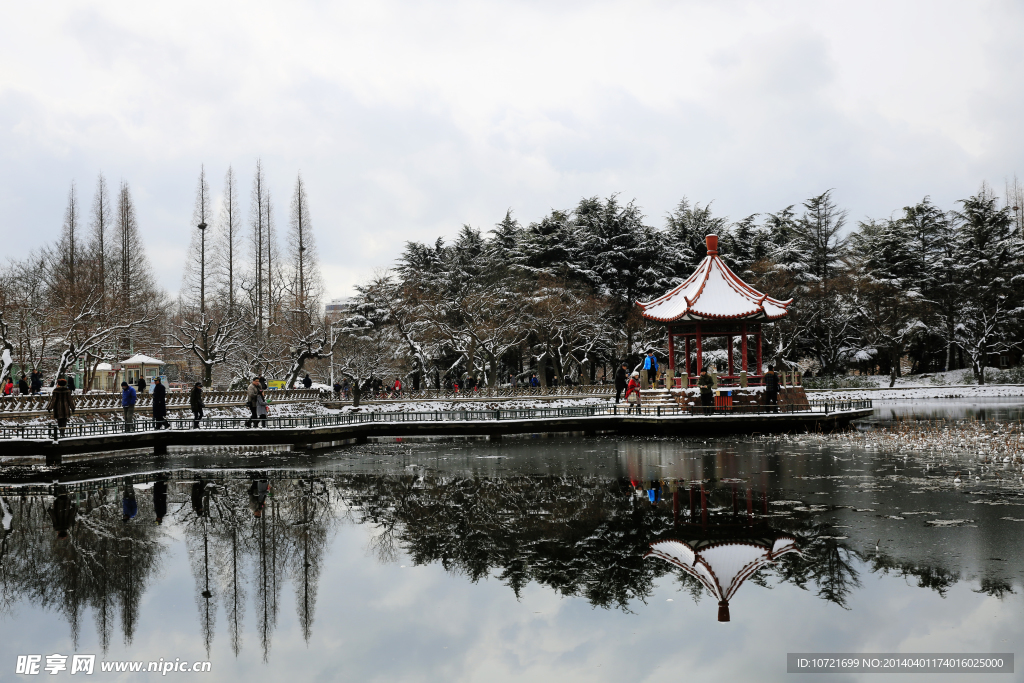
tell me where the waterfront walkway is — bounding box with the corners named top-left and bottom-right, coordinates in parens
top-left (0, 401), bottom-right (872, 462)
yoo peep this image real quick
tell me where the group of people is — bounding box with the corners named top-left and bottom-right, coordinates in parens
top-left (613, 350), bottom-right (783, 414)
top-left (2, 370), bottom-right (52, 396)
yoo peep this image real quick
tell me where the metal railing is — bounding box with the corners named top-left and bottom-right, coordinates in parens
top-left (0, 399), bottom-right (872, 441)
top-left (330, 385), bottom-right (617, 402)
top-left (0, 388), bottom-right (326, 415)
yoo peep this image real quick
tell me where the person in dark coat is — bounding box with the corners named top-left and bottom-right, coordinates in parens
top-left (698, 367), bottom-right (715, 414)
top-left (30, 370), bottom-right (42, 394)
top-left (48, 490), bottom-right (77, 539)
top-left (614, 363), bottom-right (628, 403)
top-left (189, 382), bottom-right (204, 429)
top-left (66, 375), bottom-right (76, 392)
top-left (136, 375), bottom-right (147, 393)
top-left (46, 378), bottom-right (75, 436)
top-left (763, 365), bottom-right (780, 413)
top-left (17, 374), bottom-right (29, 395)
top-left (151, 377), bottom-right (168, 429)
top-left (153, 479), bottom-right (168, 524)
top-left (302, 374), bottom-right (313, 389)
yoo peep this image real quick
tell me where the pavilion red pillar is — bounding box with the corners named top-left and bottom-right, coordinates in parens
top-left (756, 324), bottom-right (763, 376)
top-left (684, 336), bottom-right (691, 379)
top-left (695, 323), bottom-right (703, 373)
top-left (667, 326), bottom-right (675, 377)
top-left (740, 323), bottom-right (748, 373)
top-left (728, 335), bottom-right (734, 377)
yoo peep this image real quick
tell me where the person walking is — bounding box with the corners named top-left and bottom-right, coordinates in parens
top-left (245, 377), bottom-right (260, 427)
top-left (30, 369), bottom-right (42, 395)
top-left (302, 373), bottom-right (313, 389)
top-left (255, 387), bottom-right (269, 427)
top-left (66, 375), bottom-right (76, 393)
top-left (151, 376), bottom-right (168, 429)
top-left (614, 363), bottom-right (628, 403)
top-left (642, 350), bottom-right (658, 389)
top-left (17, 374), bottom-right (28, 396)
top-left (259, 376), bottom-right (268, 391)
top-left (136, 375), bottom-right (147, 394)
top-left (699, 367), bottom-right (715, 414)
top-left (120, 381), bottom-right (137, 431)
top-left (393, 377), bottom-right (403, 397)
top-left (189, 382), bottom-right (204, 428)
top-left (763, 364), bottom-right (780, 413)
top-left (46, 377), bottom-right (75, 436)
top-left (2, 378), bottom-right (12, 396)
top-left (624, 371), bottom-right (642, 415)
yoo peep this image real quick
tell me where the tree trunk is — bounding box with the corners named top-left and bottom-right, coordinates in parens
top-left (352, 382), bottom-right (362, 407)
top-left (889, 350), bottom-right (897, 388)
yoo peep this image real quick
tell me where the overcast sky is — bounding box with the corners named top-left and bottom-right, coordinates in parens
top-left (2, 1), bottom-right (1022, 300)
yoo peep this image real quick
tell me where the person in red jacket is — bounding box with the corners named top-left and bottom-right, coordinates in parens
top-left (623, 371), bottom-right (642, 415)
top-left (393, 377), bottom-right (403, 397)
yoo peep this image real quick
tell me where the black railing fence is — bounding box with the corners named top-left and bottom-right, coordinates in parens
top-left (0, 399), bottom-right (872, 441)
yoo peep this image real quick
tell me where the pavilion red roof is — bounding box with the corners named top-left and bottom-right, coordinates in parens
top-left (637, 235), bottom-right (792, 323)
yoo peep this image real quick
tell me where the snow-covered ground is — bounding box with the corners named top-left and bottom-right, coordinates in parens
top-left (806, 368), bottom-right (1024, 400)
top-left (325, 397), bottom-right (611, 414)
top-left (812, 385), bottom-right (1024, 400)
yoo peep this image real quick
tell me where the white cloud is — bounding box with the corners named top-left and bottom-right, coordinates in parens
top-left (1, 0), bottom-right (1022, 297)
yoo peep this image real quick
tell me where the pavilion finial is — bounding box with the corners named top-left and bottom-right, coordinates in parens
top-left (706, 234), bottom-right (718, 256)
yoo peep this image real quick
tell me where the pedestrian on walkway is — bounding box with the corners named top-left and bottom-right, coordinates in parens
top-left (189, 382), bottom-right (204, 428)
top-left (699, 367), bottom-right (715, 414)
top-left (302, 373), bottom-right (313, 389)
top-left (30, 369), bottom-right (42, 394)
top-left (245, 377), bottom-right (260, 427)
top-left (46, 378), bottom-right (75, 436)
top-left (66, 375), bottom-right (76, 392)
top-left (17, 374), bottom-right (28, 395)
top-left (120, 382), bottom-right (137, 431)
top-left (152, 376), bottom-right (169, 430)
top-left (763, 365), bottom-right (780, 413)
top-left (642, 350), bottom-right (658, 389)
top-left (624, 371), bottom-right (642, 415)
top-left (614, 363), bottom-right (628, 403)
top-left (2, 378), bottom-right (12, 396)
top-left (136, 375), bottom-right (147, 394)
top-left (255, 388), bottom-right (269, 427)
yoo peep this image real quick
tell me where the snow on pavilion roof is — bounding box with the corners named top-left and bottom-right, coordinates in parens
top-left (120, 354), bottom-right (166, 366)
top-left (637, 235), bottom-right (792, 323)
top-left (645, 534), bottom-right (800, 621)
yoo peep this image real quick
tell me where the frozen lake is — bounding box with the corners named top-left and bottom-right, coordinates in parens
top-left (0, 406), bottom-right (1021, 682)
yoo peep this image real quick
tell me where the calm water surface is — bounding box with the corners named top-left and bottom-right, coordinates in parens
top-left (1, 407), bottom-right (1022, 682)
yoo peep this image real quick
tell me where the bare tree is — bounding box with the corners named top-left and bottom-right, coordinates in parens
top-left (216, 167), bottom-right (242, 316)
top-left (89, 174), bottom-right (113, 310)
top-left (285, 175), bottom-right (323, 321)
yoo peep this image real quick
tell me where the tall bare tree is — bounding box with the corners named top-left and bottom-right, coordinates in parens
top-left (216, 166), bottom-right (242, 316)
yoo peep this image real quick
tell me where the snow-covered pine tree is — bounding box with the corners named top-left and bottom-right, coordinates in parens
top-left (951, 187), bottom-right (1024, 383)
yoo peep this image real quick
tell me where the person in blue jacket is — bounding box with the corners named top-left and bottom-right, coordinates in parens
top-left (121, 382), bottom-right (137, 432)
top-left (643, 350), bottom-right (659, 389)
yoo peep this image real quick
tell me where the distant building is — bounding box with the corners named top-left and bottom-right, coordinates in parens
top-left (325, 297), bottom-right (354, 322)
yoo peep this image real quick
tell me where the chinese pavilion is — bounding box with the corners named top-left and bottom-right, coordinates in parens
top-left (637, 234), bottom-right (792, 386)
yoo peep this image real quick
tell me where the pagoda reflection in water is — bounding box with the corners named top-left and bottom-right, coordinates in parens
top-left (647, 525), bottom-right (801, 622)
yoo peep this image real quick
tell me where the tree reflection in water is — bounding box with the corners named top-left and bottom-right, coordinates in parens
top-left (0, 470), bottom-right (1006, 658)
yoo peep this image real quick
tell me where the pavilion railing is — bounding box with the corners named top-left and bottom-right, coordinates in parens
top-left (0, 400), bottom-right (873, 441)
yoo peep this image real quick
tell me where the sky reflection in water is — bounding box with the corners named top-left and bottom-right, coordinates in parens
top-left (1, 423), bottom-right (1022, 682)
